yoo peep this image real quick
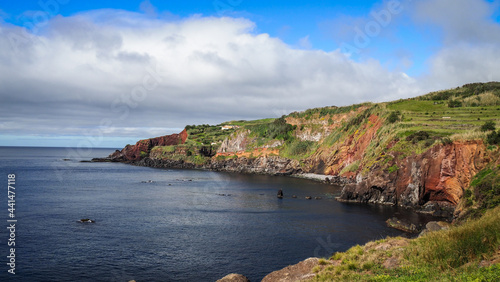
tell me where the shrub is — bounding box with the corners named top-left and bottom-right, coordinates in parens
top-left (287, 140), bottom-right (315, 156)
top-left (249, 117), bottom-right (296, 141)
top-left (441, 137), bottom-right (453, 145)
top-left (481, 121), bottom-right (496, 132)
top-left (448, 99), bottom-right (462, 108)
top-left (406, 131), bottom-right (430, 144)
top-left (362, 262), bottom-right (374, 270)
top-left (487, 130), bottom-right (500, 145)
top-left (431, 91), bottom-right (454, 101)
top-left (330, 252), bottom-right (343, 260)
top-left (387, 111), bottom-right (400, 123)
top-left (318, 258), bottom-right (328, 265)
top-left (424, 139), bottom-right (435, 147)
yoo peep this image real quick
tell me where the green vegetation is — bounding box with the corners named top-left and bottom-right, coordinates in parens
top-left (344, 106), bottom-right (375, 132)
top-left (481, 121), bottom-right (496, 132)
top-left (487, 130), bottom-right (500, 145)
top-left (422, 82), bottom-right (500, 102)
top-left (340, 161), bottom-right (360, 175)
top-left (287, 103), bottom-right (369, 120)
top-left (463, 165), bottom-right (500, 219)
top-left (448, 98), bottom-right (463, 108)
top-left (387, 165), bottom-right (399, 174)
top-left (246, 117), bottom-right (296, 141)
top-left (312, 206), bottom-right (500, 281)
top-left (280, 139), bottom-right (317, 159)
top-left (387, 94), bottom-right (500, 141)
top-left (387, 111), bottom-right (400, 123)
top-left (138, 82), bottom-right (500, 178)
top-left (405, 131), bottom-right (430, 144)
top-left (185, 124), bottom-right (232, 147)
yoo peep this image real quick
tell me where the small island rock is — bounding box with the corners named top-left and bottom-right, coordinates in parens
top-left (78, 218), bottom-right (95, 223)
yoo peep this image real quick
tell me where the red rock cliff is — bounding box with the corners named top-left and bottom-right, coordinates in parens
top-left (339, 140), bottom-right (490, 210)
top-left (108, 129), bottom-right (188, 161)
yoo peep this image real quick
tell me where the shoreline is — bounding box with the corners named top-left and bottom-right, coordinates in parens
top-left (90, 157), bottom-right (354, 186)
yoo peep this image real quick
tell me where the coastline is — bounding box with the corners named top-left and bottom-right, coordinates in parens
top-left (290, 173), bottom-right (353, 185)
top-left (91, 157), bottom-right (354, 187)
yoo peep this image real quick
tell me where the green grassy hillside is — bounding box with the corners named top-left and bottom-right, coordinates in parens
top-left (311, 205), bottom-right (500, 281)
top-left (148, 82), bottom-right (500, 176)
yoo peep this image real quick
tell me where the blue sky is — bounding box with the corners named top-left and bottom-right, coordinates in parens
top-left (1, 0), bottom-right (500, 148)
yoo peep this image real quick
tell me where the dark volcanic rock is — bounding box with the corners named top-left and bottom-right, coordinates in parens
top-left (78, 219), bottom-right (95, 223)
top-left (207, 155), bottom-right (301, 176)
top-left (338, 141), bottom-right (489, 215)
top-left (386, 217), bottom-right (420, 233)
top-left (419, 221), bottom-right (450, 237)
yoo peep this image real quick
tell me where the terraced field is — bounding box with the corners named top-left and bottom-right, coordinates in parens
top-left (388, 99), bottom-right (500, 138)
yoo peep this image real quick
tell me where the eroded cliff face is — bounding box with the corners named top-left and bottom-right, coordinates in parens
top-left (217, 130), bottom-right (252, 154)
top-left (107, 129), bottom-right (188, 162)
top-left (208, 155), bottom-right (301, 175)
top-left (306, 114), bottom-right (383, 177)
top-left (338, 140), bottom-right (490, 211)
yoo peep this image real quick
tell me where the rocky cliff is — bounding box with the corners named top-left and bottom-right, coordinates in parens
top-left (96, 82), bottom-right (500, 218)
top-left (104, 129), bottom-right (188, 162)
top-left (338, 140), bottom-right (490, 217)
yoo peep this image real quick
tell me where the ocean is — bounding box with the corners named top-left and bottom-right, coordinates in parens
top-left (0, 146), bottom-right (436, 281)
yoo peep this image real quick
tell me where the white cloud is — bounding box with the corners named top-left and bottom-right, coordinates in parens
top-left (414, 0), bottom-right (500, 44)
top-left (0, 10), bottom-right (422, 144)
top-left (2, 1), bottom-right (500, 147)
top-left (415, 0), bottom-right (500, 89)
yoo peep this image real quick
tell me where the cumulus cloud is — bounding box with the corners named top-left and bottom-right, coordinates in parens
top-left (0, 10), bottom-right (420, 144)
top-left (415, 0), bottom-right (500, 89)
top-left (414, 0), bottom-right (500, 44)
top-left (1, 1), bottom-right (499, 147)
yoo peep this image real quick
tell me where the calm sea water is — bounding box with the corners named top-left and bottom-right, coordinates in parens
top-left (0, 147), bottom-right (437, 281)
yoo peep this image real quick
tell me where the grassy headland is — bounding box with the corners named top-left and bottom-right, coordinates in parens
top-left (311, 205), bottom-right (500, 281)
